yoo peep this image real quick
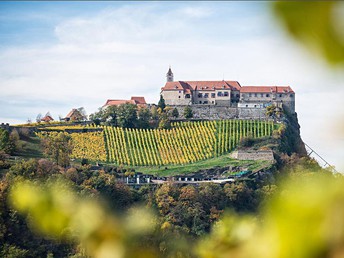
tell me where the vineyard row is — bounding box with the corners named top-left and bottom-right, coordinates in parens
top-left (38, 120), bottom-right (276, 166)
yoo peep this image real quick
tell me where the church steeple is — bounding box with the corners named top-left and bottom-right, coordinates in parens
top-left (166, 66), bottom-right (174, 82)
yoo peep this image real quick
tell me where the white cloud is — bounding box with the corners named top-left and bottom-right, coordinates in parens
top-left (178, 6), bottom-right (213, 18)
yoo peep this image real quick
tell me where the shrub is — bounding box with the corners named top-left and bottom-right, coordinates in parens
top-left (239, 137), bottom-right (255, 147)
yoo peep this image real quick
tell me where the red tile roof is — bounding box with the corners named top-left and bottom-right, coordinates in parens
top-left (240, 86), bottom-right (294, 94)
top-left (104, 100), bottom-right (136, 107)
top-left (161, 80), bottom-right (241, 92)
top-left (41, 115), bottom-right (54, 122)
top-left (66, 109), bottom-right (78, 118)
top-left (131, 96), bottom-right (146, 104)
top-left (103, 96), bottom-right (147, 108)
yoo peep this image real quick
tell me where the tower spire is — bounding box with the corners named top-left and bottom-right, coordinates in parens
top-left (166, 65), bottom-right (174, 82)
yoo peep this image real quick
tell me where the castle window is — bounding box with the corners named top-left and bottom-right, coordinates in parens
top-left (204, 93), bottom-right (209, 98)
top-left (211, 93), bottom-right (215, 98)
top-left (224, 92), bottom-right (229, 97)
top-left (290, 94), bottom-right (294, 97)
top-left (198, 93), bottom-right (203, 98)
top-left (217, 92), bottom-right (223, 97)
top-left (204, 101), bottom-right (208, 104)
top-left (266, 94), bottom-right (270, 97)
top-left (185, 94), bottom-right (190, 98)
top-left (279, 94), bottom-right (282, 97)
top-left (236, 94), bottom-right (239, 98)
top-left (249, 93), bottom-right (252, 97)
top-left (212, 101), bottom-right (214, 104)
top-left (199, 101), bottom-right (202, 104)
top-left (254, 93), bottom-right (257, 97)
top-left (179, 90), bottom-right (181, 93)
top-left (178, 96), bottom-right (181, 98)
top-left (246, 105), bottom-right (248, 107)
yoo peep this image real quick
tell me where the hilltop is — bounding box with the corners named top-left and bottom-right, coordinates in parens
top-left (1, 108), bottom-right (310, 183)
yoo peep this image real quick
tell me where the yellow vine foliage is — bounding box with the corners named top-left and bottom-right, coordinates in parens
top-left (38, 120), bottom-right (275, 166)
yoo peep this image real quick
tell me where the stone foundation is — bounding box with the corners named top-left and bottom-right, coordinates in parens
top-left (168, 105), bottom-right (268, 120)
top-left (230, 150), bottom-right (274, 161)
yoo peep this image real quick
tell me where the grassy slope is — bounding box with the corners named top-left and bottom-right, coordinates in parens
top-left (14, 136), bottom-right (43, 159)
top-left (131, 154), bottom-right (273, 176)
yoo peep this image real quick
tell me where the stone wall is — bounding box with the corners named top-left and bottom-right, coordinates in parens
top-left (231, 150), bottom-right (274, 161)
top-left (168, 105), bottom-right (268, 120)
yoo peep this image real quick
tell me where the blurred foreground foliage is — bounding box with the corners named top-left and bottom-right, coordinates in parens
top-left (273, 1), bottom-right (344, 66)
top-left (197, 173), bottom-right (344, 258)
top-left (10, 179), bottom-right (158, 258)
top-left (8, 169), bottom-right (344, 258)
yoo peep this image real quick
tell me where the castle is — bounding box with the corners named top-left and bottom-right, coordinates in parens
top-left (161, 67), bottom-right (295, 114)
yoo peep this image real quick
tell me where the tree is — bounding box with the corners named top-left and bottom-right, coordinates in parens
top-left (266, 104), bottom-right (282, 118)
top-left (172, 108), bottom-right (179, 119)
top-left (224, 182), bottom-right (257, 212)
top-left (0, 129), bottom-right (12, 154)
top-left (150, 106), bottom-right (159, 121)
top-left (137, 107), bottom-right (152, 129)
top-left (184, 106), bottom-right (193, 119)
top-left (116, 104), bottom-right (138, 128)
top-left (90, 106), bottom-right (116, 126)
top-left (77, 107), bottom-right (87, 121)
top-left (158, 109), bottom-right (171, 129)
top-left (41, 132), bottom-right (73, 167)
top-left (8, 158), bottom-right (59, 180)
top-left (36, 113), bottom-right (42, 123)
top-left (103, 106), bottom-right (118, 126)
top-left (158, 95), bottom-right (166, 111)
top-left (9, 129), bottom-right (20, 153)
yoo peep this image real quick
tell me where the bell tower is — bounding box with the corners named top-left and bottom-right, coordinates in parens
top-left (166, 66), bottom-right (174, 82)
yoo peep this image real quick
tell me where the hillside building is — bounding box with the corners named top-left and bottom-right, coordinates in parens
top-left (161, 67), bottom-right (295, 113)
top-left (40, 113), bottom-right (54, 122)
top-left (103, 96), bottom-right (147, 109)
top-left (64, 109), bottom-right (85, 122)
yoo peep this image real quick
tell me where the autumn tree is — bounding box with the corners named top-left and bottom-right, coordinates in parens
top-left (224, 181), bottom-right (258, 212)
top-left (0, 129), bottom-right (15, 154)
top-left (41, 132), bottom-right (73, 167)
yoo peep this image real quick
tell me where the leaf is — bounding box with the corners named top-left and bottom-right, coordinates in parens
top-left (273, 1), bottom-right (344, 65)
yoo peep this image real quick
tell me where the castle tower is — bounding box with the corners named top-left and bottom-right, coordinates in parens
top-left (166, 66), bottom-right (174, 82)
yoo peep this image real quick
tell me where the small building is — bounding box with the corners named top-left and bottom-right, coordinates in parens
top-left (40, 115), bottom-right (54, 123)
top-left (103, 96), bottom-right (147, 109)
top-left (64, 109), bottom-right (85, 122)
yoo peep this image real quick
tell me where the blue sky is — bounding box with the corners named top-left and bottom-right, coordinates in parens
top-left (0, 1), bottom-right (343, 170)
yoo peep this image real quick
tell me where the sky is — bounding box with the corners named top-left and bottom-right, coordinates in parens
top-left (1, 1), bottom-right (343, 170)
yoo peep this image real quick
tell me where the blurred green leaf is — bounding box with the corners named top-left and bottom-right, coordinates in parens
top-left (197, 173), bottom-right (344, 258)
top-left (273, 1), bottom-right (344, 65)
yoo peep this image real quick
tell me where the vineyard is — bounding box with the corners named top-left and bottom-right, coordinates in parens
top-left (38, 120), bottom-right (276, 166)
